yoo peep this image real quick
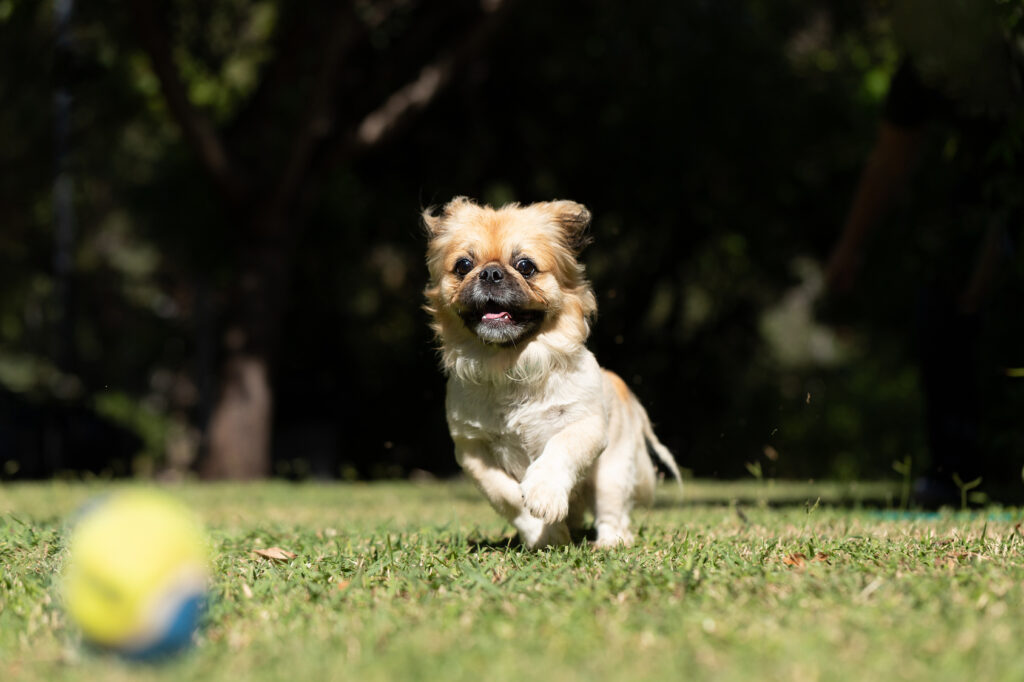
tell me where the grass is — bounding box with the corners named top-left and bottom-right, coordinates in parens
top-left (2, 479), bottom-right (1024, 681)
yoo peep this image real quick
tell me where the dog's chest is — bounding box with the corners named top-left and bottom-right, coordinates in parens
top-left (446, 374), bottom-right (594, 479)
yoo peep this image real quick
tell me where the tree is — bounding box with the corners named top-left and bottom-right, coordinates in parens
top-left (123, 0), bottom-right (514, 478)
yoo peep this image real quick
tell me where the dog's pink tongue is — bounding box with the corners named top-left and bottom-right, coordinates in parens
top-left (483, 311), bottom-right (512, 322)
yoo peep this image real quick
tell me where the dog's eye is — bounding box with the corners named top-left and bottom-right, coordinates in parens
top-left (514, 258), bottom-right (537, 277)
top-left (453, 258), bottom-right (473, 277)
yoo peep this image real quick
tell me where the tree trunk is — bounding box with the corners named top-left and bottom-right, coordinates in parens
top-left (203, 353), bottom-right (273, 479)
top-left (201, 221), bottom-right (293, 479)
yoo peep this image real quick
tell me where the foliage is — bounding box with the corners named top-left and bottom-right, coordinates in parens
top-left (0, 0), bottom-right (1021, 479)
top-left (4, 481), bottom-right (1024, 681)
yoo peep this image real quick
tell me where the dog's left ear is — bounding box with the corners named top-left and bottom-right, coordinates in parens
top-left (545, 200), bottom-right (593, 253)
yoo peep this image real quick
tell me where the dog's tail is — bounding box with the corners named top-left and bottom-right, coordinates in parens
top-left (635, 401), bottom-right (683, 489)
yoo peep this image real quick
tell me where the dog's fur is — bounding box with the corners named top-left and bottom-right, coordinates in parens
top-left (423, 197), bottom-right (680, 548)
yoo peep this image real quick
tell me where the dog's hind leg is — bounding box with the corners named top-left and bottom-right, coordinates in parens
top-left (591, 444), bottom-right (638, 547)
top-left (590, 397), bottom-right (645, 548)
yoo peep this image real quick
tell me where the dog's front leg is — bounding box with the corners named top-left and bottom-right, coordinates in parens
top-left (455, 439), bottom-right (569, 548)
top-left (520, 415), bottom-right (607, 525)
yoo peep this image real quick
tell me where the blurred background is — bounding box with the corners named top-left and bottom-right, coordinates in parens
top-left (0, 0), bottom-right (1021, 488)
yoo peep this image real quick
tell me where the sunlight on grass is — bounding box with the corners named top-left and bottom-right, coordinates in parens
top-left (2, 480), bottom-right (1023, 682)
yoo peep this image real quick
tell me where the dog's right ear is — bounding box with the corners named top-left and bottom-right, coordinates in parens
top-left (422, 196), bottom-right (475, 238)
top-left (421, 206), bottom-right (443, 238)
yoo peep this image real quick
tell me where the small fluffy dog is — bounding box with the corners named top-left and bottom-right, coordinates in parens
top-left (423, 197), bottom-right (680, 548)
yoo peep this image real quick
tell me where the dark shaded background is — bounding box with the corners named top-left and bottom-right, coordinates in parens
top-left (1, 0), bottom-right (1021, 483)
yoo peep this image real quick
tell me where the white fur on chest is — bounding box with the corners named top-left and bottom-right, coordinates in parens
top-left (445, 350), bottom-right (605, 480)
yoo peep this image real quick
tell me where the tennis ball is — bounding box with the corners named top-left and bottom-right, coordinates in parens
top-left (63, 489), bottom-right (210, 659)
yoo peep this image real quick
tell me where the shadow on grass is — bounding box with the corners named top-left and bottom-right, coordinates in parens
top-left (649, 496), bottom-right (896, 511)
top-left (650, 479), bottom-right (1024, 512)
top-left (650, 480), bottom-right (901, 510)
top-left (464, 527), bottom-right (598, 552)
top-left (465, 535), bottom-right (519, 552)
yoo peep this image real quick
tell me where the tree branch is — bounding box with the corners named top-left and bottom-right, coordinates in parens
top-left (129, 0), bottom-right (246, 205)
top-left (226, 0), bottom-right (401, 157)
top-left (269, 2), bottom-right (363, 215)
top-left (320, 0), bottom-right (516, 169)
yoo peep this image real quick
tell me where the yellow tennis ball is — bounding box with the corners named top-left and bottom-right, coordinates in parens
top-left (63, 490), bottom-right (210, 658)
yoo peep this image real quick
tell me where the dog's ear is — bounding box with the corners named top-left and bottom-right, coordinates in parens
top-left (545, 200), bottom-right (593, 253)
top-left (422, 196), bottom-right (476, 238)
top-left (421, 206), bottom-right (442, 237)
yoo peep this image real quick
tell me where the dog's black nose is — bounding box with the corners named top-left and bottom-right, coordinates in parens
top-left (479, 265), bottom-right (504, 283)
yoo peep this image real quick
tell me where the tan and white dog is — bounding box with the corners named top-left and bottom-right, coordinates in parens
top-left (423, 197), bottom-right (680, 548)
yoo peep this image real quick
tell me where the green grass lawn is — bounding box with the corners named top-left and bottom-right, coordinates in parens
top-left (2, 479), bottom-right (1023, 682)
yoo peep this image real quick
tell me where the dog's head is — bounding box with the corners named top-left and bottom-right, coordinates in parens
top-left (423, 197), bottom-right (597, 380)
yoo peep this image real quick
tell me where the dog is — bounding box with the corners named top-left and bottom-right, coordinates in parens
top-left (423, 197), bottom-right (680, 548)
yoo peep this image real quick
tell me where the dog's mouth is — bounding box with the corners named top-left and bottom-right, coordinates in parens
top-left (478, 300), bottom-right (538, 324)
top-left (459, 300), bottom-right (544, 345)
top-left (482, 310), bottom-right (513, 323)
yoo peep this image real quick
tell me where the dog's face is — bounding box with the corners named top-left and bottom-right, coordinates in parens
top-left (424, 198), bottom-right (597, 361)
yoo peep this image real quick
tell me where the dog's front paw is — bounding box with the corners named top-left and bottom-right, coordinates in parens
top-left (520, 470), bottom-right (571, 525)
top-left (515, 513), bottom-right (571, 549)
